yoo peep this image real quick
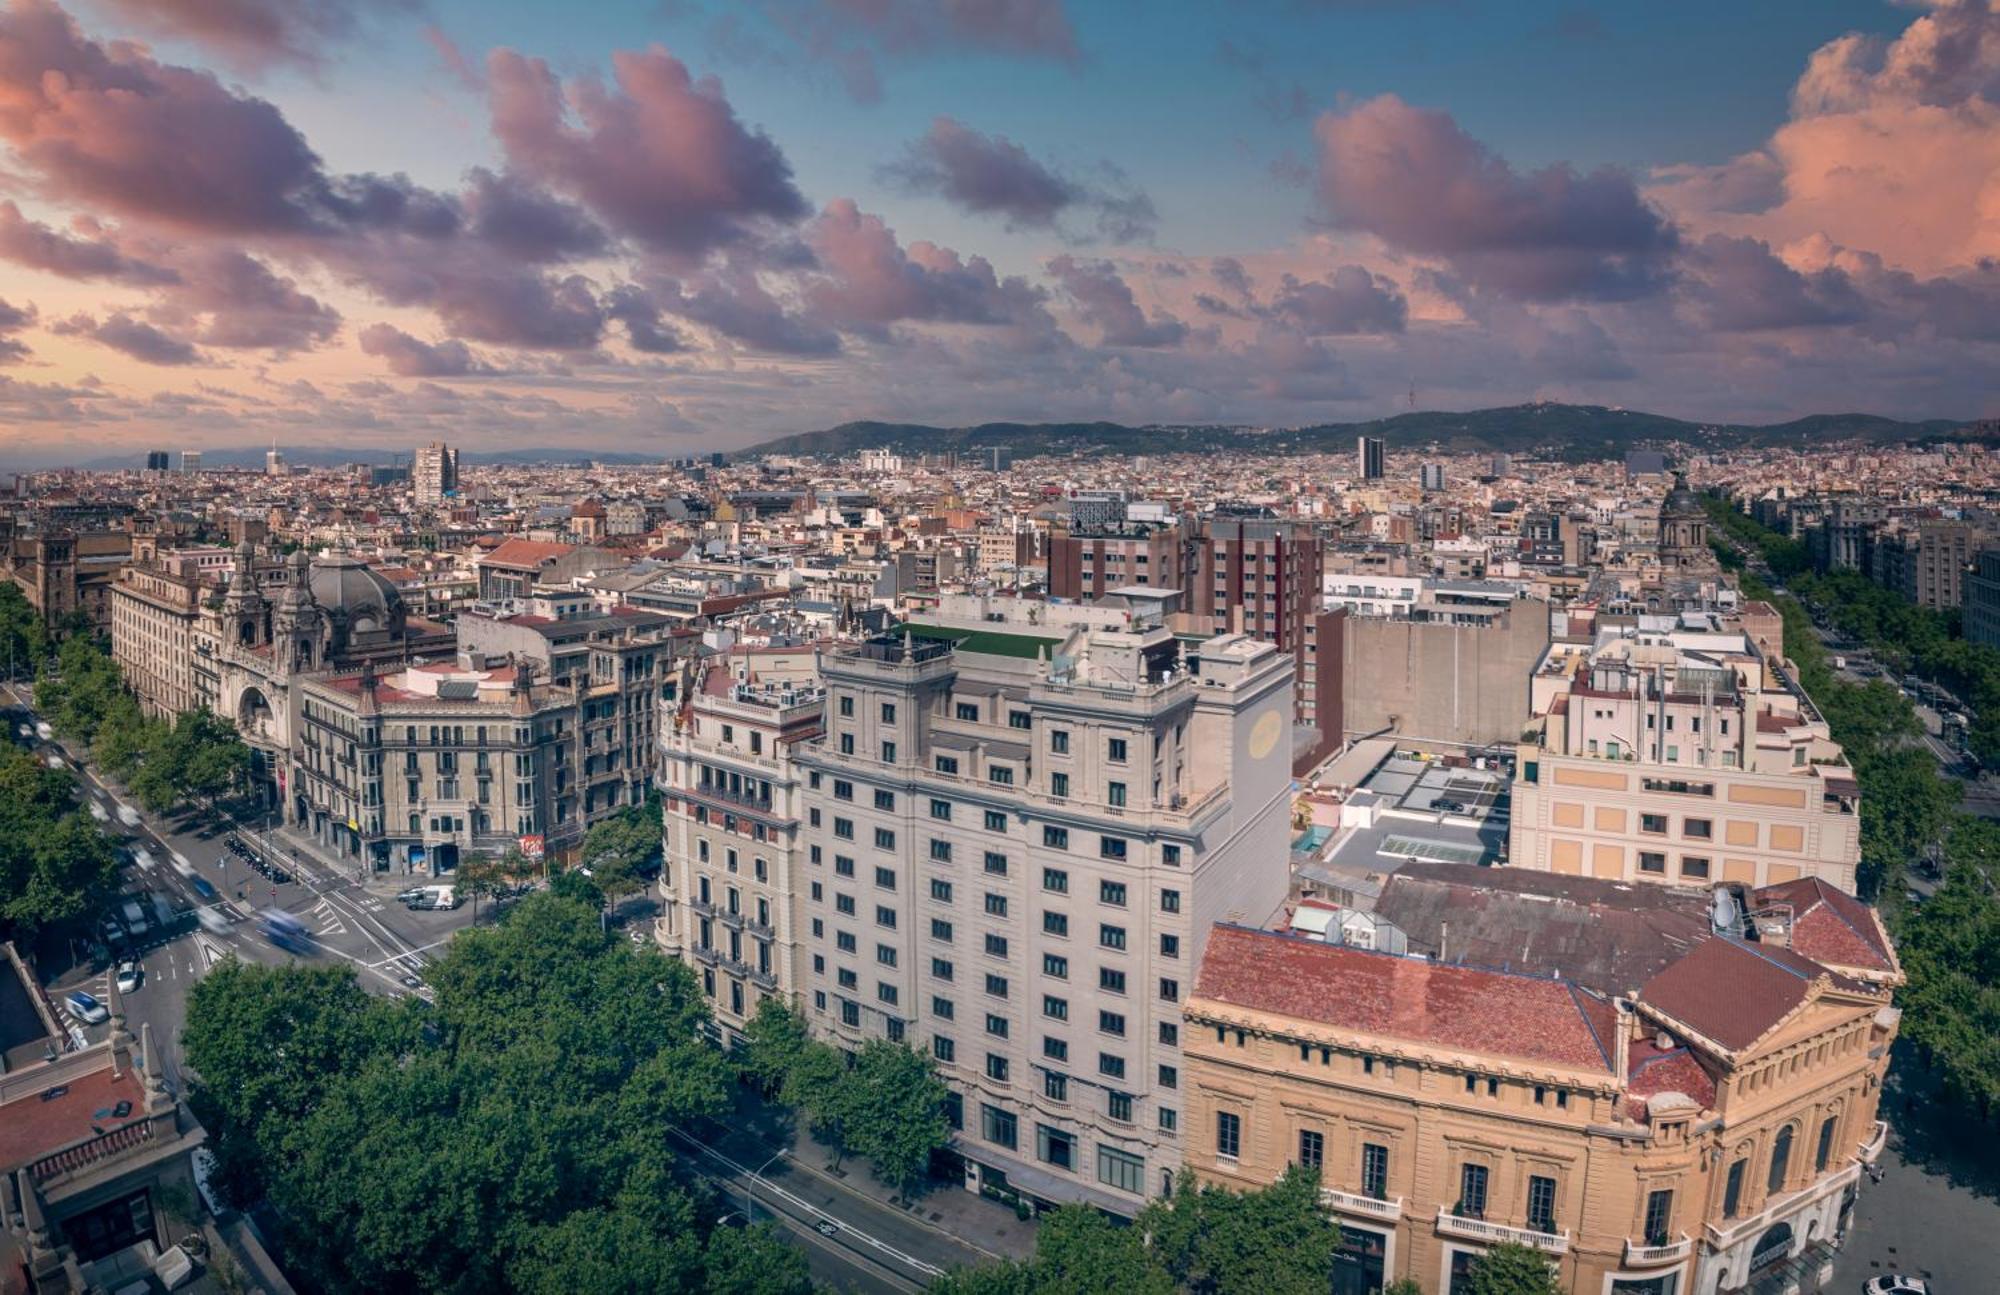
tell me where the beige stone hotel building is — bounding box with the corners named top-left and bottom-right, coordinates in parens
top-left (1511, 623), bottom-right (1861, 894)
top-left (1183, 867), bottom-right (1899, 1295)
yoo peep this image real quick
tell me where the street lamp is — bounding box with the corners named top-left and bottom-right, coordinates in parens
top-left (746, 1147), bottom-right (787, 1222)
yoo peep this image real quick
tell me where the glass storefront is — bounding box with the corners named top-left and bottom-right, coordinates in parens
top-left (1329, 1223), bottom-right (1387, 1295)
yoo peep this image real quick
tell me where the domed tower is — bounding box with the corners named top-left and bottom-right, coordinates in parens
top-left (307, 554), bottom-right (407, 663)
top-left (1659, 471), bottom-right (1709, 569)
top-left (222, 539), bottom-right (266, 648)
top-left (273, 549), bottom-right (322, 674)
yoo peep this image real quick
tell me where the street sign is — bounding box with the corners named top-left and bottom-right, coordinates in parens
top-left (519, 835), bottom-right (545, 859)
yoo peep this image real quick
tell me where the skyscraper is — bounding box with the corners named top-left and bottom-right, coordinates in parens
top-left (414, 441), bottom-right (458, 505)
top-left (145, 451), bottom-right (169, 472)
top-left (265, 444), bottom-right (286, 475)
top-left (1357, 436), bottom-right (1385, 480)
top-left (1420, 462), bottom-right (1446, 491)
top-left (179, 450), bottom-right (202, 473)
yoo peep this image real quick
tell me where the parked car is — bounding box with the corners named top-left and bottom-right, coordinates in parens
top-left (64, 990), bottom-right (109, 1025)
top-left (115, 961), bottom-right (142, 993)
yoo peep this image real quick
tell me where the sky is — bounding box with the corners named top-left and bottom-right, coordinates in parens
top-left (0, 0), bottom-right (1994, 466)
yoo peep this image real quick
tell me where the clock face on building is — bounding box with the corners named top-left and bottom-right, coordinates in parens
top-left (1248, 708), bottom-right (1283, 760)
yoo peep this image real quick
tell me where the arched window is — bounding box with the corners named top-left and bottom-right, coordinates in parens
top-left (1768, 1125), bottom-right (1794, 1193)
top-left (1815, 1115), bottom-right (1838, 1172)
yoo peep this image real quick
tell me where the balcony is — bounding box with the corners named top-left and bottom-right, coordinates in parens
top-left (29, 1120), bottom-right (157, 1187)
top-left (717, 908), bottom-right (745, 931)
top-left (690, 943), bottom-right (720, 966)
top-left (744, 919), bottom-right (775, 941)
top-left (749, 966), bottom-right (779, 992)
top-left (1623, 1235), bottom-right (1694, 1267)
top-left (1704, 1161), bottom-right (1860, 1252)
top-left (1858, 1120), bottom-right (1888, 1165)
top-left (1320, 1188), bottom-right (1403, 1223)
top-left (1434, 1207), bottom-right (1569, 1255)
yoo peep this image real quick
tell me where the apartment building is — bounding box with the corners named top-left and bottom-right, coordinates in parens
top-left (793, 620), bottom-right (1295, 1214)
top-left (1183, 867), bottom-right (1900, 1295)
top-left (1045, 518), bottom-right (1191, 602)
top-left (413, 440), bottom-right (458, 505)
top-left (656, 647), bottom-right (825, 1041)
top-left (1511, 625), bottom-right (1861, 894)
top-left (108, 563), bottom-right (207, 717)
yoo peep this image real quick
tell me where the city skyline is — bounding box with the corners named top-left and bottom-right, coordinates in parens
top-left (0, 0), bottom-right (1994, 463)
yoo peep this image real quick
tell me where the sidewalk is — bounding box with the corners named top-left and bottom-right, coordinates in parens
top-left (718, 1085), bottom-right (1038, 1266)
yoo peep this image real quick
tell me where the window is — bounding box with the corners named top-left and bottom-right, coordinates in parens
top-left (836, 896), bottom-right (857, 917)
top-left (1043, 826), bottom-right (1069, 849)
top-left (834, 816), bottom-right (854, 840)
top-left (877, 944), bottom-right (898, 967)
top-left (988, 766), bottom-right (1014, 786)
top-left (1037, 1124), bottom-right (1074, 1171)
top-left (985, 973), bottom-right (1009, 998)
top-left (1723, 1158), bottom-right (1746, 1219)
top-left (1043, 867), bottom-right (1069, 893)
top-left (1098, 1052), bottom-right (1125, 1080)
top-left (984, 1012), bottom-right (1009, 1039)
top-left (1099, 1010), bottom-right (1126, 1037)
top-left (932, 957), bottom-right (954, 980)
top-left (837, 855), bottom-right (856, 877)
top-left (1298, 1129), bottom-right (1324, 1170)
top-left (1527, 1174), bottom-right (1557, 1234)
top-left (881, 741), bottom-right (896, 763)
top-left (1100, 836), bottom-right (1128, 861)
top-left (1100, 924), bottom-right (1127, 951)
top-left (1043, 994), bottom-right (1068, 1020)
top-left (1098, 1147), bottom-right (1145, 1195)
top-left (1107, 1090), bottom-right (1134, 1122)
top-left (1159, 978), bottom-right (1180, 1003)
top-left (1640, 812), bottom-right (1668, 834)
top-left (983, 851), bottom-right (1008, 875)
top-left (984, 810), bottom-right (1007, 833)
top-left (932, 995), bottom-right (955, 1019)
top-left (931, 798), bottom-right (952, 821)
top-left (1010, 710), bottom-right (1032, 730)
top-left (876, 905), bottom-right (897, 928)
top-left (1361, 1143), bottom-right (1389, 1200)
top-left (1681, 855), bottom-right (1711, 879)
top-left (935, 755), bottom-right (959, 775)
top-left (1100, 880), bottom-right (1127, 907)
top-left (930, 839), bottom-right (953, 862)
top-left (1044, 1072), bottom-right (1068, 1102)
top-left (1107, 781), bottom-right (1127, 807)
top-left (1162, 843), bottom-right (1182, 867)
top-left (1107, 737), bottom-right (1128, 763)
top-left (1043, 1036), bottom-right (1068, 1062)
top-left (877, 983), bottom-right (898, 1006)
top-left (1643, 1188), bottom-right (1674, 1246)
top-left (1639, 851), bottom-right (1668, 874)
top-left (839, 696), bottom-right (854, 717)
top-left (875, 827), bottom-right (896, 850)
top-left (1160, 889), bottom-right (1181, 913)
top-left (1159, 1021), bottom-right (1179, 1047)
top-left (1458, 1163), bottom-right (1489, 1219)
top-left (1685, 817), bottom-right (1713, 840)
top-left (1050, 772), bottom-right (1070, 798)
top-left (984, 933), bottom-right (1009, 958)
top-left (841, 1000), bottom-right (860, 1027)
top-left (930, 878), bottom-right (953, 902)
top-left (833, 779), bottom-right (854, 801)
top-left (933, 1036), bottom-right (955, 1063)
top-left (981, 1104), bottom-right (1017, 1150)
top-left (1051, 730), bottom-right (1070, 755)
top-left (1160, 933), bottom-right (1180, 959)
top-left (1099, 967), bottom-right (1126, 994)
top-left (875, 866), bottom-right (897, 889)
top-left (881, 703), bottom-right (897, 723)
top-left (1816, 1116), bottom-right (1838, 1172)
top-left (984, 892), bottom-right (1008, 917)
top-left (1216, 1111), bottom-right (1242, 1159)
top-left (839, 735), bottom-right (854, 756)
top-left (931, 920), bottom-right (955, 944)
top-left (1043, 911), bottom-right (1070, 937)
top-left (956, 702), bottom-right (979, 721)
top-left (1159, 1108), bottom-right (1178, 1133)
top-left (1768, 1125), bottom-right (1794, 1193)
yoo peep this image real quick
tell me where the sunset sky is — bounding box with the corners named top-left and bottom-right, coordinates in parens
top-left (0, 0), bottom-right (1994, 466)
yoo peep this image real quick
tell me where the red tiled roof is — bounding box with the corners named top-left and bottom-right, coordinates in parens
top-left (1193, 925), bottom-right (1616, 1073)
top-left (478, 538), bottom-right (574, 569)
top-left (1623, 1038), bottom-right (1717, 1119)
top-left (1637, 937), bottom-right (1831, 1052)
top-left (0, 1062), bottom-right (140, 1171)
top-left (1754, 877), bottom-right (1895, 973)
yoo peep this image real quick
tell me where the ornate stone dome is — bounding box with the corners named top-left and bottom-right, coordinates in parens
top-left (307, 553), bottom-right (405, 637)
top-left (1661, 471), bottom-right (1703, 520)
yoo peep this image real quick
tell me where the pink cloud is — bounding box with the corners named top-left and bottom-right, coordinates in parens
top-left (97, 0), bottom-right (419, 74)
top-left (806, 198), bottom-right (1053, 339)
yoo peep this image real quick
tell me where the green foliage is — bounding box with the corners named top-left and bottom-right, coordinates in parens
top-left (1461, 1242), bottom-right (1562, 1295)
top-left (582, 792), bottom-right (662, 911)
top-left (0, 749), bottom-right (118, 931)
top-left (35, 632), bottom-right (126, 746)
top-left (182, 893), bottom-right (753, 1294)
top-left (1896, 818), bottom-right (2000, 1115)
top-left (1382, 1281), bottom-right (1424, 1295)
top-left (931, 1164), bottom-right (1340, 1295)
top-left (745, 1000), bottom-right (950, 1191)
top-left (0, 582), bottom-right (48, 677)
top-left (701, 1223), bottom-right (816, 1295)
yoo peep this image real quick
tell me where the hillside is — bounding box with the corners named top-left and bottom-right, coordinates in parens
top-left (740, 404), bottom-right (1977, 462)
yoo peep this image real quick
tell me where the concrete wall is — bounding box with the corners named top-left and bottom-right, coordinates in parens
top-left (1342, 598), bottom-right (1549, 748)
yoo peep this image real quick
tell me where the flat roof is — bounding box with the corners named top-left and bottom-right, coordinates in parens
top-left (898, 621), bottom-right (1063, 660)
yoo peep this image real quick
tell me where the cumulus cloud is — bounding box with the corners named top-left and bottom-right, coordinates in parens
top-left (1046, 256), bottom-right (1187, 347)
top-left (0, 202), bottom-right (176, 283)
top-left (602, 285), bottom-right (692, 354)
top-left (357, 322), bottom-right (495, 376)
top-left (651, 264), bottom-right (841, 355)
top-left (1649, 0), bottom-right (2000, 275)
top-left (51, 312), bottom-right (201, 365)
top-left (1315, 94), bottom-right (1679, 300)
top-left (1681, 234), bottom-right (1866, 332)
top-left (884, 117), bottom-right (1157, 242)
top-left (462, 168), bottom-right (609, 263)
top-left (1266, 267), bottom-right (1408, 335)
top-left (805, 198), bottom-right (1054, 340)
top-left (97, 0), bottom-right (419, 73)
top-left (486, 45), bottom-right (808, 262)
top-left (0, 297), bottom-right (34, 363)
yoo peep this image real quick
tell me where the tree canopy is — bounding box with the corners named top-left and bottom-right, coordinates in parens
top-left (0, 749), bottom-right (118, 931)
top-left (183, 892), bottom-right (811, 1294)
top-left (1460, 1242), bottom-right (1562, 1295)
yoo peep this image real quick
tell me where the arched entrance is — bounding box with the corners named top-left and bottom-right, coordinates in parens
top-left (237, 686), bottom-right (273, 737)
top-left (1749, 1221), bottom-right (1794, 1276)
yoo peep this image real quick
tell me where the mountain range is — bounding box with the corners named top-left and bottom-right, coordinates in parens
top-left (740, 404), bottom-right (1980, 462)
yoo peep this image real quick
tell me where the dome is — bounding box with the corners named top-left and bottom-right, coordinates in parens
top-left (1661, 471), bottom-right (1703, 519)
top-left (308, 554), bottom-right (404, 635)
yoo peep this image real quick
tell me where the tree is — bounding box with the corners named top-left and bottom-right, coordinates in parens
top-left (742, 998), bottom-right (811, 1095)
top-left (844, 1038), bottom-right (951, 1193)
top-left (0, 749), bottom-right (118, 932)
top-left (456, 852), bottom-right (508, 922)
top-left (701, 1223), bottom-right (816, 1295)
top-left (0, 582), bottom-right (48, 679)
top-left (1382, 1281), bottom-right (1424, 1295)
top-left (1461, 1242), bottom-right (1562, 1295)
top-left (1140, 1163), bottom-right (1342, 1295)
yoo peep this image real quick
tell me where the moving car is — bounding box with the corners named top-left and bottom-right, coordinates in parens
top-left (63, 990), bottom-right (109, 1025)
top-left (115, 960), bottom-right (142, 993)
top-left (116, 804), bottom-right (140, 828)
top-left (87, 800), bottom-right (109, 823)
top-left (197, 906), bottom-right (231, 934)
top-left (190, 875), bottom-right (219, 902)
top-left (261, 908), bottom-right (312, 954)
top-left (1863, 1277), bottom-right (1931, 1295)
top-left (813, 1220), bottom-right (839, 1238)
top-left (34, 721), bottom-right (51, 740)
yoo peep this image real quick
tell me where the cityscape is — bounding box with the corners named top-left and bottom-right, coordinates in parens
top-left (0, 3), bottom-right (1995, 1295)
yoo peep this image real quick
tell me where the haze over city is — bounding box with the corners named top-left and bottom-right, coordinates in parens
top-left (0, 0), bottom-right (1994, 468)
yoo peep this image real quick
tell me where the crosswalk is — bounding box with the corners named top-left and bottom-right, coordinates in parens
top-left (309, 897), bottom-right (349, 937)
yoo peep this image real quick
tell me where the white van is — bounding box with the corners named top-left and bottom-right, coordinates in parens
top-left (408, 885), bottom-right (460, 911)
